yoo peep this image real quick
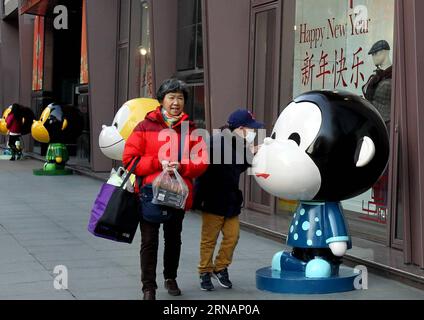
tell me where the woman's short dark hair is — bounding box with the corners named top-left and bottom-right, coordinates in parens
top-left (156, 78), bottom-right (189, 103)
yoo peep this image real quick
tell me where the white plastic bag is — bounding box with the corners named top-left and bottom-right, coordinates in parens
top-left (106, 167), bottom-right (135, 193)
top-left (151, 168), bottom-right (189, 209)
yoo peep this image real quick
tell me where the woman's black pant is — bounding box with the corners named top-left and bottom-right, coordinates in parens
top-left (8, 135), bottom-right (21, 156)
top-left (140, 210), bottom-right (184, 292)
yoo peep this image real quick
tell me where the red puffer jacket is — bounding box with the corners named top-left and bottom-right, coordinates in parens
top-left (6, 113), bottom-right (22, 134)
top-left (122, 106), bottom-right (209, 210)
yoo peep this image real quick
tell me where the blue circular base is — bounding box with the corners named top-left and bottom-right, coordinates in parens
top-left (256, 266), bottom-right (358, 294)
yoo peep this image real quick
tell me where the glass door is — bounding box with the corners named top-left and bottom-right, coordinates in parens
top-left (246, 2), bottom-right (281, 214)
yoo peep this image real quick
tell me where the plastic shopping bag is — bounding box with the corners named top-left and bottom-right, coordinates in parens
top-left (107, 167), bottom-right (135, 193)
top-left (151, 168), bottom-right (189, 209)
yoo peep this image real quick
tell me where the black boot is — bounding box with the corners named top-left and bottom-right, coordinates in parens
top-left (142, 289), bottom-right (156, 300)
top-left (9, 144), bottom-right (17, 161)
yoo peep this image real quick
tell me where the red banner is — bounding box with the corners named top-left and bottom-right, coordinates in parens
top-left (80, 0), bottom-right (89, 84)
top-left (32, 16), bottom-right (45, 91)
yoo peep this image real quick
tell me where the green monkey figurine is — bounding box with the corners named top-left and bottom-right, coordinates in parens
top-left (31, 103), bottom-right (82, 175)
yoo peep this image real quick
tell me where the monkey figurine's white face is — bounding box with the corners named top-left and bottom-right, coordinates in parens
top-left (253, 101), bottom-right (323, 200)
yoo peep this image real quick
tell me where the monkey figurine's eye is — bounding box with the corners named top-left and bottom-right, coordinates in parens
top-left (272, 101), bottom-right (321, 151)
top-left (113, 122), bottom-right (118, 128)
top-left (271, 132), bottom-right (276, 139)
top-left (288, 132), bottom-right (301, 146)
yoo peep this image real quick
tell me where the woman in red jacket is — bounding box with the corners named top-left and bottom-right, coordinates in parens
top-left (6, 104), bottom-right (23, 161)
top-left (123, 78), bottom-right (208, 300)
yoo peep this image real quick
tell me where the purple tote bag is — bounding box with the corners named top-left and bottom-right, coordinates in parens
top-left (87, 157), bottom-right (141, 243)
top-left (88, 183), bottom-right (117, 239)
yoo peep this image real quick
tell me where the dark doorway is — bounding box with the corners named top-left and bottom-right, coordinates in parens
top-left (51, 0), bottom-right (85, 162)
top-left (32, 0), bottom-right (86, 161)
top-left (52, 1), bottom-right (82, 107)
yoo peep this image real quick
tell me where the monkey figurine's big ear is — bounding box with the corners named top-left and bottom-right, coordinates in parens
top-left (355, 136), bottom-right (376, 168)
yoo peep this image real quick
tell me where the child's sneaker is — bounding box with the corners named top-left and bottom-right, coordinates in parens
top-left (212, 268), bottom-right (232, 289)
top-left (199, 272), bottom-right (214, 291)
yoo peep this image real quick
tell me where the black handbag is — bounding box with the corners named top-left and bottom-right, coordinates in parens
top-left (140, 184), bottom-right (174, 223)
top-left (94, 157), bottom-right (141, 243)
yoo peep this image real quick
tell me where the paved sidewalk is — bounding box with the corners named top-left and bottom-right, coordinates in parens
top-left (0, 158), bottom-right (423, 300)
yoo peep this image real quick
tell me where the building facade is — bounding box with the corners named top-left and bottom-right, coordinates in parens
top-left (1, 0), bottom-right (423, 272)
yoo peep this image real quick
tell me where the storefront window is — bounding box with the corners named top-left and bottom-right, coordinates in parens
top-left (185, 84), bottom-right (206, 129)
top-left (139, 0), bottom-right (153, 97)
top-left (177, 0), bottom-right (203, 71)
top-left (117, 0), bottom-right (130, 107)
top-left (287, 0), bottom-right (395, 238)
top-left (176, 0), bottom-right (206, 128)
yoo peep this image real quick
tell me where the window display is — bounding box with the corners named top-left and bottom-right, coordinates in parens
top-left (291, 0), bottom-right (394, 224)
top-left (139, 1), bottom-right (153, 98)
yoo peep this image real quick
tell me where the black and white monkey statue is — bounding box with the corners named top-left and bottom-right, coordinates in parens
top-left (253, 90), bottom-right (389, 281)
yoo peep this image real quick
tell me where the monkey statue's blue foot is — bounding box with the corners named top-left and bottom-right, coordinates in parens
top-left (305, 258), bottom-right (331, 278)
top-left (271, 251), bottom-right (306, 273)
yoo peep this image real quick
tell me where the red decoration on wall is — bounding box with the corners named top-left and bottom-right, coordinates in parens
top-left (350, 47), bottom-right (365, 89)
top-left (32, 16), bottom-right (45, 91)
top-left (333, 48), bottom-right (348, 88)
top-left (360, 171), bottom-right (388, 224)
top-left (299, 46), bottom-right (366, 90)
top-left (316, 50), bottom-right (331, 89)
top-left (301, 51), bottom-right (315, 87)
top-left (80, 0), bottom-right (89, 84)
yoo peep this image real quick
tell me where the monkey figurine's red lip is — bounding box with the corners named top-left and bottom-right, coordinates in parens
top-left (255, 173), bottom-right (270, 179)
